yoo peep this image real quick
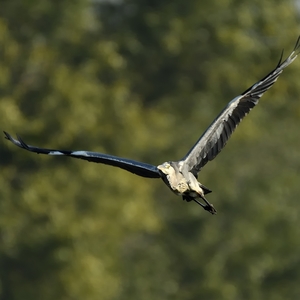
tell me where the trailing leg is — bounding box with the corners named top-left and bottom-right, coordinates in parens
top-left (194, 196), bottom-right (217, 214)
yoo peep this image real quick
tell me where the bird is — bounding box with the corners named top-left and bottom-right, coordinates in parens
top-left (4, 37), bottom-right (300, 215)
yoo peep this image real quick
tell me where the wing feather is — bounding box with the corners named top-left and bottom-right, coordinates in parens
top-left (4, 132), bottom-right (160, 179)
top-left (181, 37), bottom-right (300, 175)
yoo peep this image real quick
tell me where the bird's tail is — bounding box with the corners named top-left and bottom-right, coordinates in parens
top-left (200, 183), bottom-right (212, 195)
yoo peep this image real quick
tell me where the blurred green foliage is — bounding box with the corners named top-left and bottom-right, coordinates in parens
top-left (1, 0), bottom-right (300, 299)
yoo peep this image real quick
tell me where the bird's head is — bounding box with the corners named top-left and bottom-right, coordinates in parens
top-left (157, 162), bottom-right (173, 175)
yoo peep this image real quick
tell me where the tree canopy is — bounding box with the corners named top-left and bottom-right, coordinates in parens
top-left (1, 0), bottom-right (300, 299)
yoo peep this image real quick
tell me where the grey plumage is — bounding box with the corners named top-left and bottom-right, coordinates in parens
top-left (4, 37), bottom-right (300, 214)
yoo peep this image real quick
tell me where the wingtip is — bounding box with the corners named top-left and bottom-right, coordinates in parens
top-left (276, 36), bottom-right (300, 68)
top-left (3, 131), bottom-right (13, 141)
top-left (16, 135), bottom-right (30, 150)
top-left (294, 35), bottom-right (300, 52)
top-left (277, 49), bottom-right (284, 67)
top-left (3, 131), bottom-right (28, 150)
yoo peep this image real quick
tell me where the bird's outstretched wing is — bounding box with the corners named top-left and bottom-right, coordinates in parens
top-left (181, 37), bottom-right (300, 176)
top-left (4, 132), bottom-right (160, 178)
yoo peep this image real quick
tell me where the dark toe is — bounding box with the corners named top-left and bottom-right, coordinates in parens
top-left (205, 204), bottom-right (217, 215)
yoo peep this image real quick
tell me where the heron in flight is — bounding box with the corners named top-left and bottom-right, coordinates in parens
top-left (4, 38), bottom-right (300, 214)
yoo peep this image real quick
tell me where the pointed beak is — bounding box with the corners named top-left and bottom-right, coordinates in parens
top-left (157, 164), bottom-right (164, 171)
top-left (157, 164), bottom-right (168, 174)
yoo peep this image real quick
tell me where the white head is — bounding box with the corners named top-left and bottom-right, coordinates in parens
top-left (157, 162), bottom-right (174, 175)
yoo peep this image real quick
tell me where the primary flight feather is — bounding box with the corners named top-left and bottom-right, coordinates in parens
top-left (5, 37), bottom-right (300, 214)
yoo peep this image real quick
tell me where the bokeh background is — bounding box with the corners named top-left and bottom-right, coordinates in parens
top-left (1, 0), bottom-right (300, 299)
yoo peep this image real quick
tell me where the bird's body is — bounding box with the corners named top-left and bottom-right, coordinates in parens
top-left (157, 161), bottom-right (215, 213)
top-left (4, 37), bottom-right (300, 214)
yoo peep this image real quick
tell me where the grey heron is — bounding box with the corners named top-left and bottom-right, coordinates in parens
top-left (4, 38), bottom-right (300, 214)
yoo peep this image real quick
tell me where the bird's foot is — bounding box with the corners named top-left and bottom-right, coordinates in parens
top-left (193, 199), bottom-right (217, 214)
top-left (201, 196), bottom-right (217, 215)
top-left (204, 203), bottom-right (217, 215)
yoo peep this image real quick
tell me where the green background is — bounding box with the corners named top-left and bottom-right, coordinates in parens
top-left (1, 0), bottom-right (300, 299)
